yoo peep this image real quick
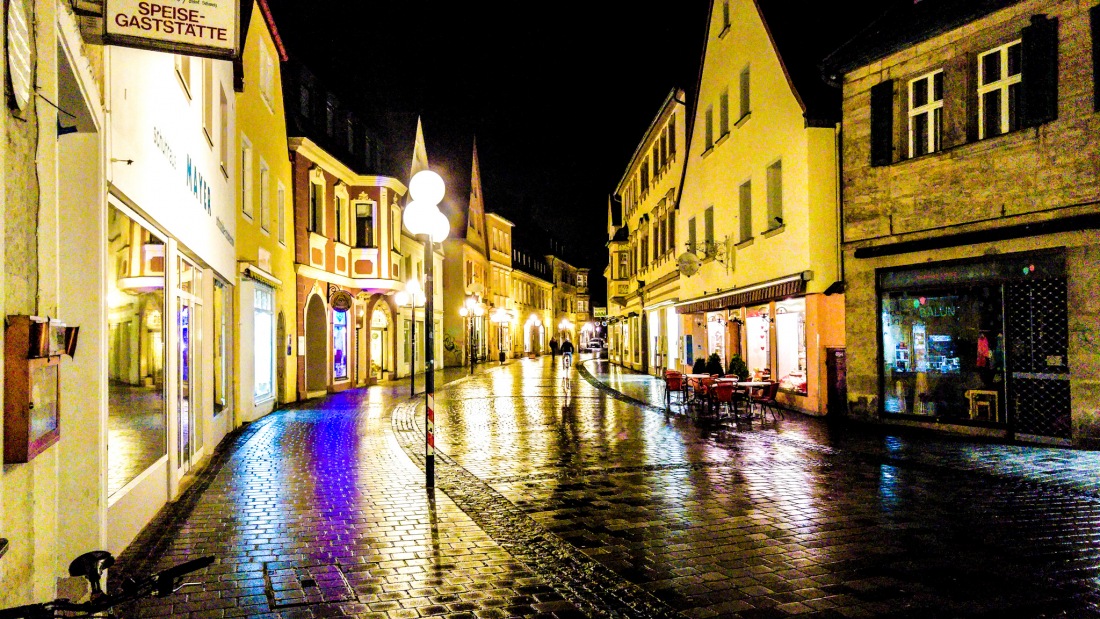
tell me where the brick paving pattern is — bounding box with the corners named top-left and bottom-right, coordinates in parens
top-left (111, 356), bottom-right (1100, 618)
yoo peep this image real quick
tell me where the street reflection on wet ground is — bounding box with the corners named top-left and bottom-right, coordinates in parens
top-left (114, 356), bottom-right (1100, 618)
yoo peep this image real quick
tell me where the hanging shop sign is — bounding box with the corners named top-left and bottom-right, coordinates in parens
top-left (330, 290), bottom-right (354, 312)
top-left (105, 0), bottom-right (240, 59)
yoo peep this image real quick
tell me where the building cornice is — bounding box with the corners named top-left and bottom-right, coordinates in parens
top-left (295, 263), bottom-right (402, 293)
top-left (289, 137), bottom-right (407, 194)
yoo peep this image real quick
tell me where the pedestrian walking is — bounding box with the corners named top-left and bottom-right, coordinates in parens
top-left (549, 337), bottom-right (559, 360)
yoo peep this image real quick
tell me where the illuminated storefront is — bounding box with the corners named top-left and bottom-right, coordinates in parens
top-left (105, 45), bottom-right (237, 553)
top-left (877, 251), bottom-right (1067, 439)
top-left (676, 272), bottom-right (840, 414)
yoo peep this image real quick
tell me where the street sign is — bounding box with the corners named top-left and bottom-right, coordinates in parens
top-left (593, 307), bottom-right (607, 318)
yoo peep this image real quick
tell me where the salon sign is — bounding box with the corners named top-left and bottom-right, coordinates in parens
top-left (105, 0), bottom-right (240, 59)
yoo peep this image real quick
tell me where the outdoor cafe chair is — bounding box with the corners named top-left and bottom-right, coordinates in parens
top-left (664, 371), bottom-right (686, 410)
top-left (710, 381), bottom-right (740, 420)
top-left (750, 381), bottom-right (784, 422)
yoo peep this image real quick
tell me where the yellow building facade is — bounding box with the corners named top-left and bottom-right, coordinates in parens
top-left (608, 89), bottom-right (686, 375)
top-left (234, 0), bottom-right (297, 422)
top-left (675, 0), bottom-right (845, 415)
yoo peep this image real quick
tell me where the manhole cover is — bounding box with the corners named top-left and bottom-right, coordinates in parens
top-left (264, 563), bottom-right (354, 609)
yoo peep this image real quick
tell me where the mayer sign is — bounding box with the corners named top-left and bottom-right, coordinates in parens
top-left (106, 0), bottom-right (239, 59)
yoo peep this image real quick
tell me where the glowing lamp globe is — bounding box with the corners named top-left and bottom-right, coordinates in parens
top-left (429, 209), bottom-right (450, 243)
top-left (403, 200), bottom-right (432, 237)
top-left (409, 170), bottom-right (445, 206)
top-left (395, 290), bottom-right (410, 307)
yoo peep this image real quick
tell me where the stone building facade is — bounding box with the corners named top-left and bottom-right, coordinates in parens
top-left (824, 0), bottom-right (1100, 446)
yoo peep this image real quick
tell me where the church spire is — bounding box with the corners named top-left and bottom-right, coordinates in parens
top-left (410, 116), bottom-right (430, 180)
top-left (466, 137), bottom-right (486, 252)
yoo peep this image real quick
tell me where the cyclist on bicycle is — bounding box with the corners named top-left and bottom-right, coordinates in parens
top-left (560, 338), bottom-right (574, 369)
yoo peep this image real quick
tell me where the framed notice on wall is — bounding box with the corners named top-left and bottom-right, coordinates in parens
top-left (105, 0), bottom-right (240, 59)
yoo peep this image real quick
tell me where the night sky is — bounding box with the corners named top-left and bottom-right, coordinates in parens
top-left (264, 1), bottom-right (711, 304)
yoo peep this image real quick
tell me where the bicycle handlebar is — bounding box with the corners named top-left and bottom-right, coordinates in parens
top-left (152, 555), bottom-right (215, 597)
top-left (0, 554), bottom-right (215, 618)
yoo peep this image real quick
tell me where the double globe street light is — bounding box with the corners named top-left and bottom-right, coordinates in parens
top-left (458, 295), bottom-right (484, 376)
top-left (490, 307), bottom-right (510, 364)
top-left (403, 170), bottom-right (449, 490)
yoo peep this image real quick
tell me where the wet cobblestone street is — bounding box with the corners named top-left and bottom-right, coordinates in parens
top-left (115, 357), bottom-right (1100, 618)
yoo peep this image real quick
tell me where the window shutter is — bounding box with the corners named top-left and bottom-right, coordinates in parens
top-left (1021, 14), bottom-right (1059, 127)
top-left (870, 80), bottom-right (894, 166)
top-left (1092, 5), bottom-right (1100, 112)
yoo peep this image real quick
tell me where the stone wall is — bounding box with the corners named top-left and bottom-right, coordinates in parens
top-left (838, 0), bottom-right (1100, 445)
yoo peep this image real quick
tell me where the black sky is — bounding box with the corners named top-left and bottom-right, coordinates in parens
top-left (265, 1), bottom-right (711, 303)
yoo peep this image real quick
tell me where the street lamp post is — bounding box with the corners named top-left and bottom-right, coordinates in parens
top-left (394, 278), bottom-right (425, 397)
top-left (491, 308), bottom-right (509, 364)
top-left (404, 170), bottom-right (450, 490)
top-left (459, 295), bottom-right (484, 375)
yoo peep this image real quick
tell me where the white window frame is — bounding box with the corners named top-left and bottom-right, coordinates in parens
top-left (202, 58), bottom-right (214, 147)
top-left (739, 180), bottom-right (752, 242)
top-left (704, 106), bottom-right (714, 149)
top-left (175, 55), bottom-right (191, 98)
top-left (277, 181), bottom-right (287, 246)
top-left (766, 159), bottom-right (783, 230)
top-left (719, 89), bottom-right (729, 136)
top-left (978, 40), bottom-right (1021, 140)
top-left (308, 168), bottom-right (325, 234)
top-left (259, 44), bottom-right (275, 112)
top-left (258, 158), bottom-right (270, 233)
top-left (240, 135), bottom-right (253, 219)
top-left (908, 69), bottom-right (943, 158)
top-left (739, 65), bottom-right (751, 120)
top-left (253, 283), bottom-right (276, 403)
top-left (218, 86), bottom-right (229, 177)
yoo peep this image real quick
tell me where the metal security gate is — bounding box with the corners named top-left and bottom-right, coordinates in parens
top-left (1005, 278), bottom-right (1070, 442)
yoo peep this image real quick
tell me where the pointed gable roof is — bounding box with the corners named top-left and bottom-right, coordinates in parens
top-left (464, 138), bottom-right (488, 254)
top-left (409, 116), bottom-right (430, 180)
top-left (752, 0), bottom-right (894, 126)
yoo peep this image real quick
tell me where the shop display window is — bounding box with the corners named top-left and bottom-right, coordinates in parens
top-left (881, 286), bottom-right (1005, 423)
top-left (775, 298), bottom-right (807, 394)
top-left (106, 206), bottom-right (166, 497)
top-left (706, 312), bottom-right (725, 367)
top-left (254, 284), bottom-right (275, 401)
top-left (333, 309), bottom-right (349, 380)
top-left (745, 305), bottom-right (771, 380)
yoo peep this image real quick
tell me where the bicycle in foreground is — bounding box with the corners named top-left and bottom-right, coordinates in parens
top-left (0, 551), bottom-right (214, 618)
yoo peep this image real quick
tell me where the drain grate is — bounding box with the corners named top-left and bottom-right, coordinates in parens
top-left (263, 563), bottom-right (354, 609)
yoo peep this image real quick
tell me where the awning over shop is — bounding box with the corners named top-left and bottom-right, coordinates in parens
top-left (675, 273), bottom-right (808, 314)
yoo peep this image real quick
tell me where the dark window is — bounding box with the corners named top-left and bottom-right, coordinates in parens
top-left (870, 80), bottom-right (894, 166)
top-left (1092, 5), bottom-right (1100, 112)
top-left (1021, 14), bottom-right (1059, 127)
top-left (668, 115), bottom-right (676, 156)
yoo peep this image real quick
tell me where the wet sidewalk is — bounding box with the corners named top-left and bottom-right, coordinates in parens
top-left (580, 359), bottom-right (1100, 498)
top-left (107, 355), bottom-right (1100, 619)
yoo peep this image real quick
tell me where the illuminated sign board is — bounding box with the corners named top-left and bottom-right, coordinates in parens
top-left (105, 0), bottom-right (240, 59)
top-left (593, 307), bottom-right (607, 318)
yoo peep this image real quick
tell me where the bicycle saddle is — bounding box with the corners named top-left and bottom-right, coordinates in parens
top-left (68, 550), bottom-right (115, 596)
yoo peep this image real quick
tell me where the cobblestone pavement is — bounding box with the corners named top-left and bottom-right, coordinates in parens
top-left (112, 356), bottom-right (1100, 618)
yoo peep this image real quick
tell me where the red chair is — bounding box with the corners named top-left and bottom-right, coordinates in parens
top-left (695, 377), bottom-right (718, 415)
top-left (710, 382), bottom-right (738, 419)
top-left (664, 371), bottom-right (685, 410)
top-left (750, 382), bottom-right (783, 422)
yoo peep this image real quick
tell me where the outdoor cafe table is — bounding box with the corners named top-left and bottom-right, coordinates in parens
top-left (683, 375), bottom-right (710, 406)
top-left (713, 379), bottom-right (771, 417)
